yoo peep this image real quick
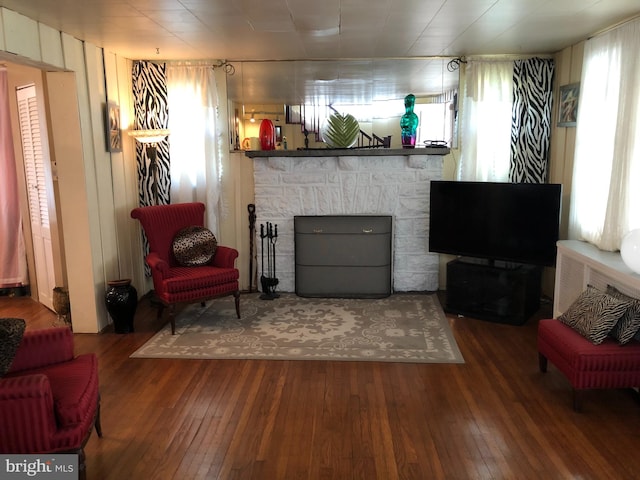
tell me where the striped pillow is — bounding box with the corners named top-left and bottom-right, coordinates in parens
top-left (558, 285), bottom-right (631, 345)
top-left (606, 285), bottom-right (640, 344)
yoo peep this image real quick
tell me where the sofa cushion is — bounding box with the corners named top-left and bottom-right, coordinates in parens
top-left (0, 318), bottom-right (26, 377)
top-left (558, 285), bottom-right (630, 344)
top-left (172, 225), bottom-right (217, 266)
top-left (164, 265), bottom-right (239, 292)
top-left (606, 285), bottom-right (640, 344)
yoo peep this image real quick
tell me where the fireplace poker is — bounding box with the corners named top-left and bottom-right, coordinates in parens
top-left (248, 204), bottom-right (256, 292)
top-left (268, 222), bottom-right (273, 281)
top-left (271, 224), bottom-right (278, 280)
top-left (266, 223), bottom-right (271, 286)
top-left (260, 223), bottom-right (265, 282)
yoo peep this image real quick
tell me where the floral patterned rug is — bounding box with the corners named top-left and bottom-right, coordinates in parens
top-left (130, 293), bottom-right (464, 363)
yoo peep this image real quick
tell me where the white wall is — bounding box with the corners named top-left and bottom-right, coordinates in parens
top-left (0, 7), bottom-right (140, 332)
top-left (0, 5), bottom-right (587, 326)
top-left (0, 7), bottom-right (254, 332)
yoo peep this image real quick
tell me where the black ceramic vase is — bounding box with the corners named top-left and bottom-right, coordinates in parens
top-left (105, 279), bottom-right (137, 333)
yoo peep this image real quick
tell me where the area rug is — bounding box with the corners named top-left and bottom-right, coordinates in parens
top-left (130, 293), bottom-right (464, 364)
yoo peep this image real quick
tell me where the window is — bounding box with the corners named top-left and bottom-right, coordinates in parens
top-left (569, 17), bottom-right (640, 250)
top-left (415, 101), bottom-right (454, 146)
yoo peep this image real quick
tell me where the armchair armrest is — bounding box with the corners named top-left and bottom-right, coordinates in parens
top-left (146, 252), bottom-right (172, 299)
top-left (8, 327), bottom-right (74, 374)
top-left (212, 245), bottom-right (239, 268)
top-left (146, 252), bottom-right (170, 276)
top-left (0, 374), bottom-right (57, 453)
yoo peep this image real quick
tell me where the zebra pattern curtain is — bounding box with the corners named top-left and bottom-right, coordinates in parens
top-left (509, 58), bottom-right (555, 183)
top-left (132, 61), bottom-right (171, 206)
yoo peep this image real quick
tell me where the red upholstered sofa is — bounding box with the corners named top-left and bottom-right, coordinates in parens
top-left (0, 327), bottom-right (101, 480)
top-left (538, 318), bottom-right (640, 411)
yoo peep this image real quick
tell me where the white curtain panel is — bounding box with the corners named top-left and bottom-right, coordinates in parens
top-left (457, 60), bottom-right (514, 182)
top-left (166, 65), bottom-right (223, 234)
top-left (569, 18), bottom-right (640, 250)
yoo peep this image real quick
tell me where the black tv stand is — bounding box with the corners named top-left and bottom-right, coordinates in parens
top-left (445, 258), bottom-right (542, 325)
top-left (456, 256), bottom-right (524, 270)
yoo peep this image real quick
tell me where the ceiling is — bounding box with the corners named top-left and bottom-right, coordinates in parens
top-left (1, 0), bottom-right (638, 106)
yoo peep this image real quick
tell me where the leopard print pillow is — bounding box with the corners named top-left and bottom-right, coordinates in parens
top-left (0, 318), bottom-right (26, 377)
top-left (172, 226), bottom-right (217, 266)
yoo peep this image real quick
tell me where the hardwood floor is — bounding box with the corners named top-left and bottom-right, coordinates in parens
top-left (2, 292), bottom-right (639, 479)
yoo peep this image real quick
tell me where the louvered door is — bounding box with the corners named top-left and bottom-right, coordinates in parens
top-left (16, 84), bottom-right (55, 309)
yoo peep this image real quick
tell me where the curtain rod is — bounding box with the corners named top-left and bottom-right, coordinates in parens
top-left (225, 56), bottom-right (459, 63)
top-left (464, 53), bottom-right (554, 61)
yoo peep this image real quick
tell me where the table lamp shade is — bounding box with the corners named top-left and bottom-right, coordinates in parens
top-left (621, 229), bottom-right (640, 274)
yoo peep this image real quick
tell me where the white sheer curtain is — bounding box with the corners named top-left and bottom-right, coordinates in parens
top-left (569, 18), bottom-right (640, 250)
top-left (0, 67), bottom-right (28, 287)
top-left (457, 60), bottom-right (514, 182)
top-left (166, 65), bottom-right (227, 233)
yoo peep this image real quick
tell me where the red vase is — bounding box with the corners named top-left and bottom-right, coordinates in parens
top-left (259, 119), bottom-right (276, 150)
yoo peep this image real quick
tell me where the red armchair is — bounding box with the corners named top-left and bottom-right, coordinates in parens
top-left (131, 202), bottom-right (240, 334)
top-left (0, 326), bottom-right (101, 480)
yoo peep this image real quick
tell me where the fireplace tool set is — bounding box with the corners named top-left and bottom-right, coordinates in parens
top-left (259, 221), bottom-right (279, 300)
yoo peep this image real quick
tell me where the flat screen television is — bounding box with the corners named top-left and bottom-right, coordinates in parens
top-left (429, 181), bottom-right (562, 267)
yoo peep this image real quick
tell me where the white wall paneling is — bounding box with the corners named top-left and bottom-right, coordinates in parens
top-left (554, 240), bottom-right (640, 318)
top-left (38, 23), bottom-right (64, 68)
top-left (2, 9), bottom-right (40, 62)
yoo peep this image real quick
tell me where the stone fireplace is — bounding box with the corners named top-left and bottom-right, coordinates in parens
top-left (248, 149), bottom-right (446, 293)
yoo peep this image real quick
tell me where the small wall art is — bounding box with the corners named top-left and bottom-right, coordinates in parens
top-left (106, 102), bottom-right (122, 152)
top-left (558, 83), bottom-right (580, 127)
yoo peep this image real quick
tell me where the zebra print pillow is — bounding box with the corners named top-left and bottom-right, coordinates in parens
top-left (558, 285), bottom-right (631, 345)
top-left (606, 285), bottom-right (640, 344)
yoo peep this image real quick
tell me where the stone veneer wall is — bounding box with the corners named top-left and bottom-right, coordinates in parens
top-left (253, 154), bottom-right (443, 293)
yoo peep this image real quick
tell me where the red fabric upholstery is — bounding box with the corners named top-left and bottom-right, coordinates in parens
top-left (0, 327), bottom-right (101, 461)
top-left (9, 326), bottom-right (74, 372)
top-left (538, 318), bottom-right (640, 409)
top-left (131, 202), bottom-right (241, 334)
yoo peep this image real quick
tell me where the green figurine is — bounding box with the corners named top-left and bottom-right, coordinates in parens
top-left (400, 94), bottom-right (419, 148)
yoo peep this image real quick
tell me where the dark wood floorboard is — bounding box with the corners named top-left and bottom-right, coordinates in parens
top-left (1, 292), bottom-right (639, 479)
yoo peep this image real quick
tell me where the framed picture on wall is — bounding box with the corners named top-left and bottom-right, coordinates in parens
top-left (558, 83), bottom-right (580, 127)
top-left (106, 102), bottom-right (122, 152)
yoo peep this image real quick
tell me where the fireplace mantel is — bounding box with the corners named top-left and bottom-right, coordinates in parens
top-left (245, 146), bottom-right (449, 158)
